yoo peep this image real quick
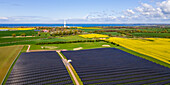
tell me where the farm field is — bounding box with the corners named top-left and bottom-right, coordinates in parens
top-left (131, 33), bottom-right (170, 37)
top-left (106, 37), bottom-right (170, 65)
top-left (77, 27), bottom-right (103, 29)
top-left (79, 34), bottom-right (109, 38)
top-left (30, 41), bottom-right (115, 51)
top-left (0, 26), bottom-right (170, 84)
top-left (0, 35), bottom-right (91, 47)
top-left (0, 45), bottom-right (23, 84)
top-left (0, 37), bottom-right (40, 43)
top-left (5, 51), bottom-right (73, 85)
top-left (76, 29), bottom-right (102, 32)
top-left (104, 28), bottom-right (170, 32)
top-left (101, 32), bottom-right (121, 36)
top-left (0, 28), bottom-right (35, 30)
top-left (62, 48), bottom-right (170, 84)
top-left (0, 30), bottom-right (37, 37)
top-left (134, 28), bottom-right (170, 32)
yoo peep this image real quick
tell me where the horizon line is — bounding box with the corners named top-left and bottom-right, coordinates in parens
top-left (0, 22), bottom-right (170, 24)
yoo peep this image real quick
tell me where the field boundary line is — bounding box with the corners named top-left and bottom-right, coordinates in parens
top-left (1, 45), bottom-right (23, 85)
top-left (26, 45), bottom-right (30, 52)
top-left (57, 51), bottom-right (81, 85)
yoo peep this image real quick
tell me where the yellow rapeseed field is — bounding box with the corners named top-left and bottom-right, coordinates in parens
top-left (79, 34), bottom-right (109, 38)
top-left (0, 28), bottom-right (35, 30)
top-left (106, 37), bottom-right (170, 64)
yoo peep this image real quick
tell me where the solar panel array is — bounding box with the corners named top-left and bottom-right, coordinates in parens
top-left (62, 48), bottom-right (170, 85)
top-left (6, 51), bottom-right (73, 85)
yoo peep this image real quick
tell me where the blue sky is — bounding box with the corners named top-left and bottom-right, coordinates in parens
top-left (0, 0), bottom-right (169, 23)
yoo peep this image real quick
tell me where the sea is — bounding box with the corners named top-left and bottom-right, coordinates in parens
top-left (0, 24), bottom-right (159, 27)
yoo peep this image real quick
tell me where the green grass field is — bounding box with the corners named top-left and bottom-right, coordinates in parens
top-left (132, 33), bottom-right (170, 37)
top-left (0, 30), bottom-right (37, 37)
top-left (0, 37), bottom-right (40, 43)
top-left (136, 28), bottom-right (170, 32)
top-left (101, 32), bottom-right (121, 36)
top-left (0, 45), bottom-right (23, 84)
top-left (30, 42), bottom-right (116, 50)
top-left (0, 35), bottom-right (91, 47)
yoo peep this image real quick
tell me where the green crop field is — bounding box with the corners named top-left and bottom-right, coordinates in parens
top-left (30, 41), bottom-right (116, 51)
top-left (136, 28), bottom-right (170, 32)
top-left (0, 30), bottom-right (37, 37)
top-left (101, 32), bottom-right (121, 36)
top-left (78, 29), bottom-right (102, 32)
top-left (0, 37), bottom-right (40, 43)
top-left (104, 28), bottom-right (137, 30)
top-left (0, 35), bottom-right (91, 47)
top-left (132, 33), bottom-right (170, 37)
top-left (0, 45), bottom-right (23, 84)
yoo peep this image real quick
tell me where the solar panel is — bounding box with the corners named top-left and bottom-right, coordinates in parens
top-left (62, 48), bottom-right (170, 84)
top-left (6, 51), bottom-right (73, 85)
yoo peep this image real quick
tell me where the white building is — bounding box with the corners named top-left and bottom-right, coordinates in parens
top-left (64, 20), bottom-right (66, 27)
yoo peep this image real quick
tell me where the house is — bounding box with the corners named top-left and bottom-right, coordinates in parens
top-left (43, 29), bottom-right (49, 32)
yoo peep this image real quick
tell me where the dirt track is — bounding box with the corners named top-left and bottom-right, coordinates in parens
top-left (57, 51), bottom-right (80, 85)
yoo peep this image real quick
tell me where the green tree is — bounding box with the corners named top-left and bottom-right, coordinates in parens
top-left (108, 34), bottom-right (112, 37)
top-left (52, 34), bottom-right (55, 37)
top-left (12, 33), bottom-right (16, 37)
top-left (74, 30), bottom-right (78, 35)
top-left (21, 33), bottom-right (26, 37)
top-left (59, 31), bottom-right (63, 36)
top-left (45, 33), bottom-right (48, 36)
top-left (63, 31), bottom-right (66, 35)
top-left (69, 30), bottom-right (73, 35)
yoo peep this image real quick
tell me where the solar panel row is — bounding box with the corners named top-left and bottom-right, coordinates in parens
top-left (62, 48), bottom-right (170, 85)
top-left (6, 51), bottom-right (73, 85)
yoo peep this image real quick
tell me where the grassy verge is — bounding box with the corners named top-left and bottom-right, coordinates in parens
top-left (30, 42), bottom-right (116, 51)
top-left (57, 52), bottom-right (83, 85)
top-left (115, 46), bottom-right (170, 68)
top-left (2, 45), bottom-right (27, 85)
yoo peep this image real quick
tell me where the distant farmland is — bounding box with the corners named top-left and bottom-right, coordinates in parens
top-left (62, 48), bottom-right (170, 84)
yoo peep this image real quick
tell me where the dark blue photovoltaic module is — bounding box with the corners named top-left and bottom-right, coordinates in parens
top-left (62, 48), bottom-right (170, 85)
top-left (6, 51), bottom-right (73, 85)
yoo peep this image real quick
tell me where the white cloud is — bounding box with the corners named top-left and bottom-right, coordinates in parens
top-left (1, 0), bottom-right (170, 23)
top-left (0, 17), bottom-right (8, 20)
top-left (121, 16), bottom-right (125, 18)
top-left (81, 0), bottom-right (170, 23)
top-left (141, 3), bottom-right (154, 10)
top-left (127, 9), bottom-right (135, 14)
top-left (159, 0), bottom-right (170, 14)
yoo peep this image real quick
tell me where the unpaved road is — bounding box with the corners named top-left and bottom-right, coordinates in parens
top-left (57, 51), bottom-right (80, 85)
top-left (26, 45), bottom-right (30, 52)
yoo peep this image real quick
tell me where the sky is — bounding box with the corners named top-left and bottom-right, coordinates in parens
top-left (0, 0), bottom-right (169, 23)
